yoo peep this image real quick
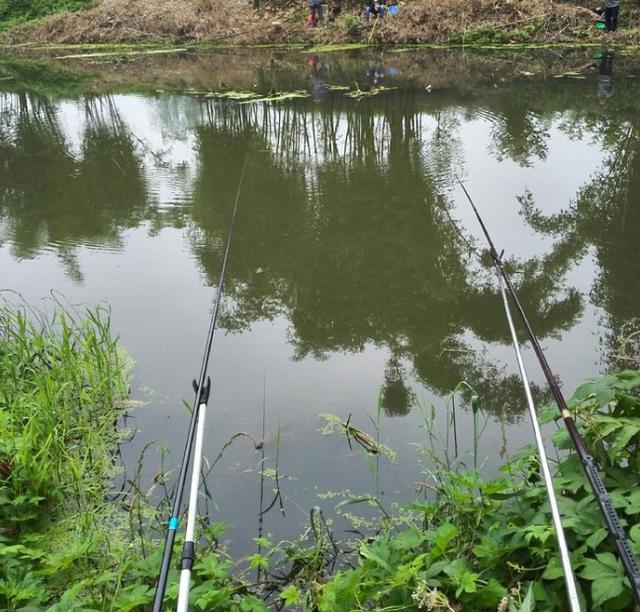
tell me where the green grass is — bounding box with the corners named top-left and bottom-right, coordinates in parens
top-left (0, 301), bottom-right (129, 532)
top-left (0, 301), bottom-right (269, 610)
top-left (0, 0), bottom-right (94, 29)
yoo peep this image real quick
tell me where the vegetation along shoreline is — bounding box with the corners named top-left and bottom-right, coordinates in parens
top-left (2, 0), bottom-right (640, 48)
top-left (1, 300), bottom-right (640, 609)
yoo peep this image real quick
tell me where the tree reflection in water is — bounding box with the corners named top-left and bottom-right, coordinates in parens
top-left (189, 96), bottom-right (584, 418)
top-left (1, 70), bottom-right (639, 417)
top-left (0, 92), bottom-right (146, 279)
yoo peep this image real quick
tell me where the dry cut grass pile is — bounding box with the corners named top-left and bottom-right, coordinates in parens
top-left (374, 0), bottom-right (600, 45)
top-left (1, 0), bottom-right (637, 46)
top-left (1, 0), bottom-right (308, 44)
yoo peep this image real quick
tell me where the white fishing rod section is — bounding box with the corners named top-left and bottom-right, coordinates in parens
top-left (176, 379), bottom-right (211, 612)
top-left (456, 175), bottom-right (640, 605)
top-left (495, 270), bottom-right (581, 612)
top-left (153, 151), bottom-right (249, 611)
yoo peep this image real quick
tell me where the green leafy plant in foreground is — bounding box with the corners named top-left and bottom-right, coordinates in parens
top-left (2, 299), bottom-right (640, 610)
top-left (315, 371), bottom-right (640, 611)
top-left (0, 303), bottom-right (266, 610)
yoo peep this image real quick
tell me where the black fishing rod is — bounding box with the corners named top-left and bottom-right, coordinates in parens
top-left (457, 177), bottom-right (640, 604)
top-left (152, 153), bottom-right (249, 611)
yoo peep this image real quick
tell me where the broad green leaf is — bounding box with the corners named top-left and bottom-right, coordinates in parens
top-left (610, 419), bottom-right (640, 453)
top-left (473, 578), bottom-right (506, 607)
top-left (541, 556), bottom-right (564, 580)
top-left (580, 552), bottom-right (623, 582)
top-left (359, 543), bottom-right (392, 572)
top-left (424, 559), bottom-right (448, 580)
top-left (539, 403), bottom-right (561, 425)
top-left (194, 554), bottom-right (232, 580)
top-left (585, 528), bottom-right (607, 550)
top-left (626, 489), bottom-right (640, 515)
top-left (430, 522), bottom-right (458, 554)
top-left (280, 584), bottom-right (301, 606)
top-left (592, 576), bottom-right (624, 607)
top-left (393, 527), bottom-right (425, 550)
top-left (111, 584), bottom-right (153, 612)
top-left (247, 553), bottom-right (268, 570)
top-left (443, 559), bottom-right (479, 597)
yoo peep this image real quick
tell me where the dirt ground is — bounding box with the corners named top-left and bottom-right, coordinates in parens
top-left (2, 0), bottom-right (640, 47)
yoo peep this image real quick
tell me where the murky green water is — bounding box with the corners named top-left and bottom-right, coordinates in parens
top-left (1, 48), bottom-right (639, 554)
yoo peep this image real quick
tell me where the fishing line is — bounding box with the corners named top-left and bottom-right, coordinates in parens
top-left (456, 176), bottom-right (640, 606)
top-left (152, 149), bottom-right (249, 612)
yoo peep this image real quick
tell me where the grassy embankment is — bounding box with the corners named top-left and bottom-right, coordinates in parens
top-left (1, 300), bottom-right (640, 610)
top-left (0, 0), bottom-right (92, 30)
top-left (1, 0), bottom-right (640, 48)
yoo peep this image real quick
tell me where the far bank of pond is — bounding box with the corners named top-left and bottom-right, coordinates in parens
top-left (2, 0), bottom-right (640, 48)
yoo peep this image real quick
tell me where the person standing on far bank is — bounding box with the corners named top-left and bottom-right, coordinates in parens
top-left (308, 0), bottom-right (323, 27)
top-left (593, 0), bottom-right (621, 32)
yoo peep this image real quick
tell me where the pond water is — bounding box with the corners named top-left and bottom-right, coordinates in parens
top-left (1, 47), bottom-right (639, 557)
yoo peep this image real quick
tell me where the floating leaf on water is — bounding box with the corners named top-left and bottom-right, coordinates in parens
top-left (346, 86), bottom-right (398, 99)
top-left (244, 90), bottom-right (311, 103)
top-left (203, 90), bottom-right (262, 100)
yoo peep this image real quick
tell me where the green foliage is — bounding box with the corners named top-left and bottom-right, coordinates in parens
top-left (0, 302), bottom-right (129, 532)
top-left (313, 370), bottom-right (640, 611)
top-left (343, 16), bottom-right (363, 39)
top-left (0, 303), bottom-right (264, 611)
top-left (0, 0), bottom-right (94, 28)
top-left (2, 305), bottom-right (639, 610)
top-left (455, 19), bottom-right (546, 46)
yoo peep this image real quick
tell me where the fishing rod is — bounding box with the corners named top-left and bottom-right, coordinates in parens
top-left (176, 377), bottom-right (211, 612)
top-left (456, 177), bottom-right (640, 605)
top-left (495, 269), bottom-right (580, 611)
top-left (153, 153), bottom-right (248, 611)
